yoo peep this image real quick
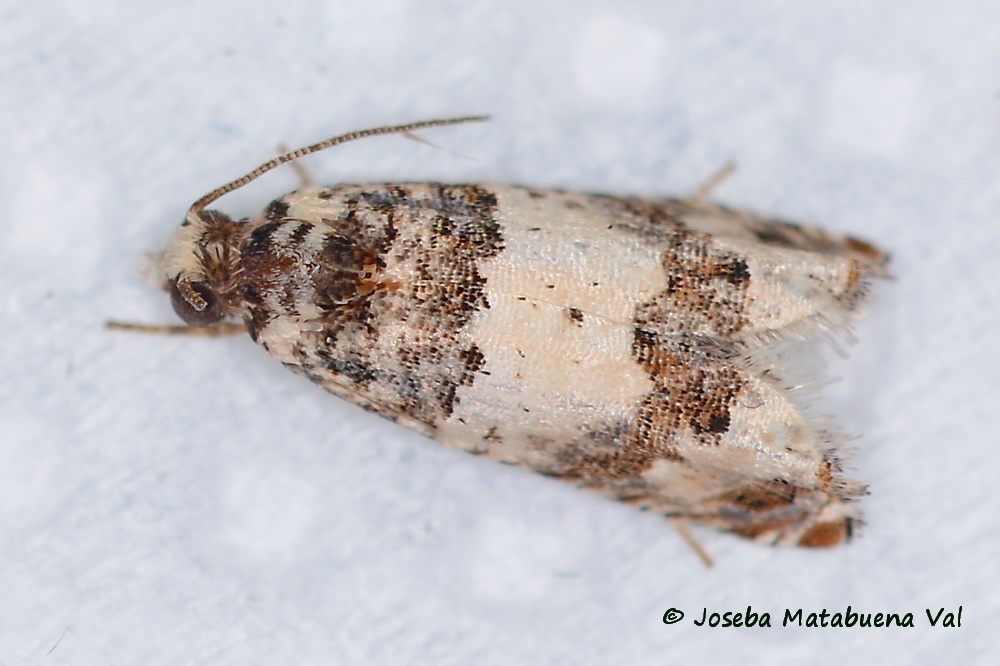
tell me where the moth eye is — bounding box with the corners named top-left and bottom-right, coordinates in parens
top-left (169, 278), bottom-right (225, 327)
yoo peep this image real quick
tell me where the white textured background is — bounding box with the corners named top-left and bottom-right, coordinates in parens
top-left (2, 1), bottom-right (998, 664)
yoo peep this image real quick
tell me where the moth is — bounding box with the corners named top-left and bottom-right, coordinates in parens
top-left (118, 116), bottom-right (889, 551)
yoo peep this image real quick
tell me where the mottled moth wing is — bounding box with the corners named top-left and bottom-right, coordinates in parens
top-left (225, 183), bottom-right (886, 547)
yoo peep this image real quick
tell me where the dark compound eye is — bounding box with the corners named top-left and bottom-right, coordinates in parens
top-left (169, 278), bottom-right (225, 327)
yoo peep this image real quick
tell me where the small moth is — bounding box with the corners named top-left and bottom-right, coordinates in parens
top-left (131, 116), bottom-right (890, 549)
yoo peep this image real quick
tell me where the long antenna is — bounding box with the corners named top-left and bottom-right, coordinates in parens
top-left (188, 115), bottom-right (491, 217)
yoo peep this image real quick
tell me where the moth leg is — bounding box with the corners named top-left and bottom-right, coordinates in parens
top-left (668, 517), bottom-right (714, 568)
top-left (106, 321), bottom-right (245, 336)
top-left (690, 160), bottom-right (737, 202)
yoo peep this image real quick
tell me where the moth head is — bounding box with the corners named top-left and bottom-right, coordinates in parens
top-left (159, 209), bottom-right (235, 327)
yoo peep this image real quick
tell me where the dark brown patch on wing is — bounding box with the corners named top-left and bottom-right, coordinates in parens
top-left (552, 435), bottom-right (683, 482)
top-left (387, 185), bottom-right (502, 419)
top-left (264, 199), bottom-right (290, 222)
top-left (655, 232), bottom-right (751, 337)
top-left (541, 421), bottom-right (668, 482)
top-left (631, 332), bottom-right (744, 446)
top-left (318, 354), bottom-right (379, 386)
top-left (622, 228), bottom-right (751, 461)
top-left (747, 214), bottom-right (889, 274)
top-left (751, 220), bottom-right (806, 248)
top-left (699, 477), bottom-right (860, 545)
top-left (546, 224), bottom-right (752, 485)
top-left (242, 219), bottom-right (285, 258)
top-left (798, 519), bottom-right (853, 547)
top-left (253, 184), bottom-right (504, 428)
top-left (721, 481), bottom-right (798, 513)
top-left (844, 237), bottom-right (888, 265)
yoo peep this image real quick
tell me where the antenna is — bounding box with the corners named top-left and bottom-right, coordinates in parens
top-left (187, 115), bottom-right (491, 218)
